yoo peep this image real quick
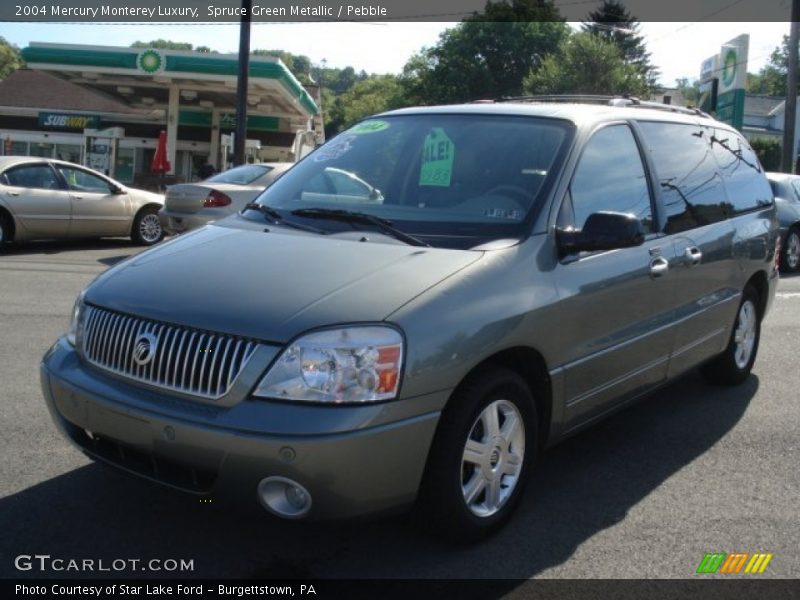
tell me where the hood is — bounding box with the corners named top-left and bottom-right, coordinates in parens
top-left (86, 225), bottom-right (483, 343)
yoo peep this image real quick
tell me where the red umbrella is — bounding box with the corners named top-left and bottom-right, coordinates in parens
top-left (151, 130), bottom-right (171, 173)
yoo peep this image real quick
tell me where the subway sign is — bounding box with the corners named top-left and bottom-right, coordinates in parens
top-left (38, 112), bottom-right (100, 130)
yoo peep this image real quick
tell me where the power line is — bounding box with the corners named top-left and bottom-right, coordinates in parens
top-left (648, 0), bottom-right (752, 42)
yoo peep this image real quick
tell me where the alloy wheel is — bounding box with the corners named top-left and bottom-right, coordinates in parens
top-left (139, 213), bottom-right (163, 244)
top-left (461, 399), bottom-right (525, 518)
top-left (786, 231), bottom-right (800, 271)
top-left (734, 299), bottom-right (757, 370)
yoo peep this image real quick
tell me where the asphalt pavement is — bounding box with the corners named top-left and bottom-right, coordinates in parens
top-left (1, 238), bottom-right (798, 581)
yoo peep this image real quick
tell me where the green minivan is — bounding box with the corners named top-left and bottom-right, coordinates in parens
top-left (41, 100), bottom-right (779, 540)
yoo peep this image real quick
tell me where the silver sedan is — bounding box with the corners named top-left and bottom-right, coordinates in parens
top-left (0, 156), bottom-right (165, 249)
top-left (767, 172), bottom-right (800, 273)
top-left (159, 162), bottom-right (292, 235)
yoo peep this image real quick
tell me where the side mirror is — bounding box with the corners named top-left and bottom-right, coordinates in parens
top-left (557, 211), bottom-right (645, 257)
top-left (110, 184), bottom-right (126, 195)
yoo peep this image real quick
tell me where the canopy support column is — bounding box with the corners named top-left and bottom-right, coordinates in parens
top-left (210, 110), bottom-right (221, 170)
top-left (166, 84), bottom-right (179, 175)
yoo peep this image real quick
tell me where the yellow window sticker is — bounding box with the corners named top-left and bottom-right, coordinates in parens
top-left (420, 128), bottom-right (454, 187)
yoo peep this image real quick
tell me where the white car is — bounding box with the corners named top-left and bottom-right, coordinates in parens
top-left (159, 163), bottom-right (292, 234)
top-left (0, 156), bottom-right (165, 249)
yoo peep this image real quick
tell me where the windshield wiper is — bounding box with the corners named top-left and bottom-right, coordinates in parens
top-left (242, 203), bottom-right (327, 235)
top-left (291, 208), bottom-right (430, 247)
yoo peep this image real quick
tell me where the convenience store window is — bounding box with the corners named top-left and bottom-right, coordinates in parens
top-left (29, 142), bottom-right (54, 158)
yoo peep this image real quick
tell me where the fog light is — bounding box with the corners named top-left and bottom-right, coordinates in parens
top-left (257, 477), bottom-right (312, 519)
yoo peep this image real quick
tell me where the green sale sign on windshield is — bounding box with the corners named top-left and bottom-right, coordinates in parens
top-left (420, 128), bottom-right (455, 187)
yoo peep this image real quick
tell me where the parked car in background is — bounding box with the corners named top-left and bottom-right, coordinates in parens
top-left (159, 162), bottom-right (292, 234)
top-left (766, 172), bottom-right (800, 273)
top-left (42, 100), bottom-right (778, 542)
top-left (0, 156), bottom-right (164, 249)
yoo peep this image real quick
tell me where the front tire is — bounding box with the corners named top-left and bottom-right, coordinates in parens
top-left (131, 206), bottom-right (164, 246)
top-left (780, 228), bottom-right (800, 273)
top-left (418, 367), bottom-right (537, 542)
top-left (701, 285), bottom-right (761, 385)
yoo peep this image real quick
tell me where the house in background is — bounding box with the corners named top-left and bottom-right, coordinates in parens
top-left (742, 95), bottom-right (785, 143)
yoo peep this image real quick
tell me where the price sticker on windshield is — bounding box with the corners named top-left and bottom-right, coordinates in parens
top-left (420, 128), bottom-right (454, 187)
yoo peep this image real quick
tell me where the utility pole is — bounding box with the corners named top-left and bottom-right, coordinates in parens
top-left (783, 3), bottom-right (799, 173)
top-left (234, 0), bottom-right (252, 167)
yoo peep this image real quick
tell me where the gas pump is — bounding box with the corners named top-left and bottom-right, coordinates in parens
top-left (220, 133), bottom-right (233, 170)
top-left (219, 134), bottom-right (263, 168)
top-left (292, 130), bottom-right (318, 162)
top-left (83, 127), bottom-right (124, 178)
top-left (245, 139), bottom-right (261, 163)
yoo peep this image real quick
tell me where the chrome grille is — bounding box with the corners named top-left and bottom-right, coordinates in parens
top-left (81, 305), bottom-right (259, 399)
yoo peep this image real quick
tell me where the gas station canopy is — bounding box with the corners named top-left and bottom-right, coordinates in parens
top-left (20, 42), bottom-right (320, 173)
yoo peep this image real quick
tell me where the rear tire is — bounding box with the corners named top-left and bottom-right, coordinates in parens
top-left (780, 228), bottom-right (800, 273)
top-left (418, 367), bottom-right (536, 542)
top-left (701, 285), bottom-right (761, 385)
top-left (131, 206), bottom-right (164, 246)
top-left (0, 211), bottom-right (11, 250)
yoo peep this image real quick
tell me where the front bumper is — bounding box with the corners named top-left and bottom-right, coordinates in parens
top-left (40, 337), bottom-right (442, 520)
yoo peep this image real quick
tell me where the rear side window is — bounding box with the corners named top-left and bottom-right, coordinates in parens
top-left (638, 122), bottom-right (728, 233)
top-left (710, 129), bottom-right (773, 213)
top-left (4, 164), bottom-right (60, 190)
top-left (207, 164), bottom-right (272, 185)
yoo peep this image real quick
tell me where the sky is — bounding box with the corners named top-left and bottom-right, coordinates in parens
top-left (0, 21), bottom-right (790, 87)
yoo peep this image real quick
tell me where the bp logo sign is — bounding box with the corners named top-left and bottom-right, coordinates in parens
top-left (137, 49), bottom-right (165, 74)
top-left (721, 48), bottom-right (738, 88)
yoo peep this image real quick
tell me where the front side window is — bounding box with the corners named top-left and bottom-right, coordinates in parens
top-left (561, 124), bottom-right (653, 232)
top-left (57, 167), bottom-right (113, 193)
top-left (3, 164), bottom-right (60, 189)
top-left (247, 114), bottom-right (573, 249)
top-left (638, 122), bottom-right (728, 233)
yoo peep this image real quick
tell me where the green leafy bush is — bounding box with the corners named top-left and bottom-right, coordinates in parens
top-left (750, 137), bottom-right (782, 172)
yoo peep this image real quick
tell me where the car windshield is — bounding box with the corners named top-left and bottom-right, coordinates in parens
top-left (207, 164), bottom-right (272, 185)
top-left (247, 114), bottom-right (573, 249)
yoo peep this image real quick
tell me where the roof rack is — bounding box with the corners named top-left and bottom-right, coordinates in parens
top-left (493, 95), bottom-right (713, 119)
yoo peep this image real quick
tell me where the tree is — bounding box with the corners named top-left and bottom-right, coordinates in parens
top-left (746, 72), bottom-right (764, 94)
top-left (524, 32), bottom-right (650, 97)
top-left (582, 0), bottom-right (658, 89)
top-left (401, 1), bottom-right (568, 104)
top-left (756, 35), bottom-right (794, 96)
top-left (0, 37), bottom-right (23, 78)
top-left (675, 77), bottom-right (699, 103)
top-left (131, 40), bottom-right (194, 51)
top-left (335, 75), bottom-right (407, 128)
top-left (253, 49), bottom-right (312, 84)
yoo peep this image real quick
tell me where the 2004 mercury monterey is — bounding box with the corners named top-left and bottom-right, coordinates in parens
top-left (41, 99), bottom-right (778, 540)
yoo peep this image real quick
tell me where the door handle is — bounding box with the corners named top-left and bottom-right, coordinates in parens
top-left (73, 195), bottom-right (83, 200)
top-left (8, 191), bottom-right (19, 196)
top-left (684, 246), bottom-right (702, 266)
top-left (650, 256), bottom-right (669, 278)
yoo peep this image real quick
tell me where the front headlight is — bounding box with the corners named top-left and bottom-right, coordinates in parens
top-left (66, 290), bottom-right (86, 347)
top-left (253, 326), bottom-right (404, 403)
